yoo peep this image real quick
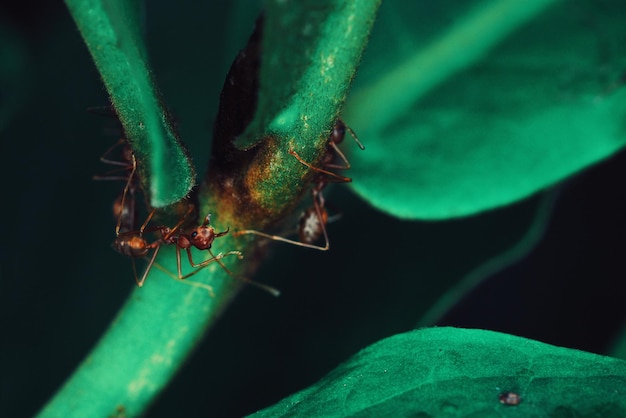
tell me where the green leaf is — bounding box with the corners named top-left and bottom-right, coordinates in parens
top-left (344, 0), bottom-right (626, 219)
top-left (251, 327), bottom-right (626, 417)
top-left (65, 0), bottom-right (195, 207)
top-left (416, 189), bottom-right (557, 327)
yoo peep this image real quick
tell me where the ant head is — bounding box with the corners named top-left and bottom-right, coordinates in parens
top-left (330, 119), bottom-right (347, 145)
top-left (187, 225), bottom-right (217, 250)
top-left (332, 118), bottom-right (364, 150)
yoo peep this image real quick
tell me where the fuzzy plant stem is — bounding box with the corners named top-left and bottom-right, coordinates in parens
top-left (64, 0), bottom-right (195, 207)
top-left (37, 1), bottom-right (380, 417)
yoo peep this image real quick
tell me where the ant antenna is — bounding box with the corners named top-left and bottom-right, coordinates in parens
top-left (344, 123), bottom-right (365, 150)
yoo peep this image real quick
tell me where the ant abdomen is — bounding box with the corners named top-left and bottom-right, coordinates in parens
top-left (298, 206), bottom-right (328, 244)
top-left (112, 234), bottom-right (150, 258)
top-left (233, 118), bottom-right (363, 252)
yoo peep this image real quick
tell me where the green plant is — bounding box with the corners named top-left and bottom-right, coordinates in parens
top-left (2, 0), bottom-right (626, 416)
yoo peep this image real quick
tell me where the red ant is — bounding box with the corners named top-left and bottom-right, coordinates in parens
top-left (112, 205), bottom-right (240, 287)
top-left (92, 140), bottom-right (232, 287)
top-left (94, 139), bottom-right (279, 296)
top-left (112, 205), bottom-right (280, 296)
top-left (234, 119), bottom-right (363, 250)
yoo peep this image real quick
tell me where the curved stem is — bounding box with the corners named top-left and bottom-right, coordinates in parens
top-left (39, 1), bottom-right (380, 416)
top-left (36, 240), bottom-right (247, 417)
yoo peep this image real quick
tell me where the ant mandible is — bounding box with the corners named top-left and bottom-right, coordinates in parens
top-left (234, 118), bottom-right (363, 250)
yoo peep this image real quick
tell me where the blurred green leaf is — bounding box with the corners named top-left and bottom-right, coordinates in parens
top-left (344, 0), bottom-right (626, 219)
top-left (238, 0), bottom-right (380, 150)
top-left (251, 327), bottom-right (626, 417)
top-left (0, 22), bottom-right (30, 134)
top-left (65, 0), bottom-right (195, 207)
top-left (416, 189), bottom-right (557, 327)
top-left (609, 321), bottom-right (626, 361)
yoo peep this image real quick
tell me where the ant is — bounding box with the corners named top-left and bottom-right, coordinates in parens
top-left (88, 105), bottom-right (140, 234)
top-left (113, 205), bottom-right (280, 296)
top-left (92, 136), bottom-right (279, 295)
top-left (112, 205), bottom-right (241, 287)
top-left (234, 118), bottom-right (364, 250)
top-left (93, 141), bottom-right (228, 292)
top-left (168, 210), bottom-right (281, 296)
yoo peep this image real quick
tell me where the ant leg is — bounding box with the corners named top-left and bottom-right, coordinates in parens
top-left (288, 149), bottom-right (351, 183)
top-left (343, 122), bottom-right (365, 150)
top-left (130, 258), bottom-right (140, 287)
top-left (233, 228), bottom-right (329, 251)
top-left (161, 204), bottom-right (195, 242)
top-left (92, 173), bottom-right (132, 181)
top-left (180, 249), bottom-right (280, 297)
top-left (136, 244), bottom-right (161, 287)
top-left (152, 262), bottom-right (216, 297)
top-left (234, 187), bottom-right (329, 251)
top-left (311, 193), bottom-right (330, 251)
top-left (324, 141), bottom-right (352, 172)
top-left (135, 245), bottom-right (161, 287)
top-left (138, 208), bottom-right (157, 234)
top-left (115, 154), bottom-right (137, 236)
top-left (98, 138), bottom-right (129, 166)
top-left (184, 247), bottom-right (243, 269)
top-left (176, 245), bottom-right (183, 280)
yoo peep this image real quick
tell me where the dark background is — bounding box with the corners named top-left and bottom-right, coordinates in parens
top-left (1, 2), bottom-right (625, 417)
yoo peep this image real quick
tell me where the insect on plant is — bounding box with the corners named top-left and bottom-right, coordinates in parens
top-left (165, 212), bottom-right (282, 296)
top-left (499, 391), bottom-right (522, 406)
top-left (92, 138), bottom-right (239, 287)
top-left (89, 106), bottom-right (141, 235)
top-left (109, 200), bottom-right (280, 296)
top-left (93, 138), bottom-right (139, 235)
top-left (110, 204), bottom-right (244, 288)
top-left (92, 127), bottom-right (278, 295)
top-left (93, 137), bottom-right (167, 286)
top-left (234, 118), bottom-right (364, 250)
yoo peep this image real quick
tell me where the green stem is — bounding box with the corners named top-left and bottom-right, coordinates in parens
top-left (65, 0), bottom-right (195, 207)
top-left (38, 1), bottom-right (380, 417)
top-left (37, 239), bottom-right (246, 417)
